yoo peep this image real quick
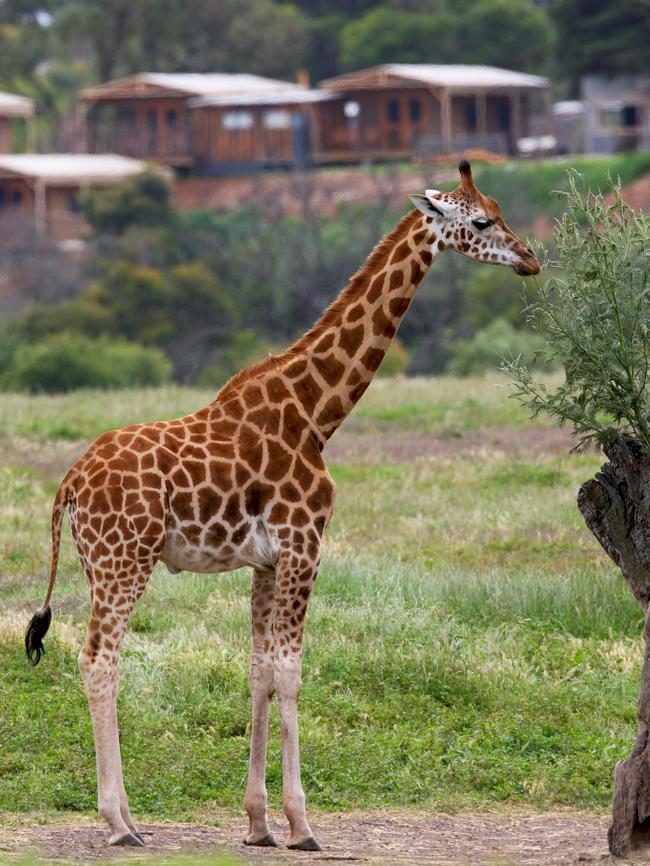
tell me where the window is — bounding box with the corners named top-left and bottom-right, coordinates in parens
top-left (409, 99), bottom-right (421, 122)
top-left (68, 191), bottom-right (80, 213)
top-left (222, 111), bottom-right (254, 131)
top-left (623, 105), bottom-right (639, 127)
top-left (263, 109), bottom-right (291, 130)
top-left (344, 100), bottom-right (360, 119)
top-left (387, 99), bottom-right (400, 123)
top-left (465, 102), bottom-right (477, 132)
top-left (600, 103), bottom-right (640, 130)
top-left (0, 188), bottom-right (5, 209)
top-left (12, 189), bottom-right (23, 206)
top-left (343, 99), bottom-right (360, 130)
top-left (166, 110), bottom-right (178, 131)
top-left (146, 109), bottom-right (158, 130)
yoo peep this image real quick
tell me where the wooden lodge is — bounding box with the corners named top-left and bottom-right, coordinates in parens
top-left (0, 154), bottom-right (157, 241)
top-left (82, 73), bottom-right (320, 169)
top-left (0, 91), bottom-right (35, 155)
top-left (189, 89), bottom-right (336, 174)
top-left (318, 64), bottom-right (551, 161)
top-left (81, 65), bottom-right (551, 174)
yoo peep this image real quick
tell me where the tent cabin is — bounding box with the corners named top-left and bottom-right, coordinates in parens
top-left (82, 73), bottom-right (308, 169)
top-left (188, 89), bottom-right (337, 174)
top-left (0, 91), bottom-right (35, 154)
top-left (0, 154), bottom-right (155, 241)
top-left (317, 64), bottom-right (551, 161)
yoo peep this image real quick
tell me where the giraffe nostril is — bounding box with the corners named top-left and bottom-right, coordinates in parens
top-left (526, 247), bottom-right (535, 257)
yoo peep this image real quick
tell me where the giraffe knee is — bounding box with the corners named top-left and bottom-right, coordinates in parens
top-left (250, 660), bottom-right (274, 698)
top-left (274, 660), bottom-right (301, 703)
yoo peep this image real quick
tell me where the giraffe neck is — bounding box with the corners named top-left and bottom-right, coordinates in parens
top-left (278, 209), bottom-right (437, 440)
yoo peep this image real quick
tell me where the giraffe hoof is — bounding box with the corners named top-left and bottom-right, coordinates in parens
top-left (244, 833), bottom-right (278, 847)
top-left (109, 831), bottom-right (145, 847)
top-left (287, 836), bottom-right (322, 851)
top-left (133, 832), bottom-right (145, 845)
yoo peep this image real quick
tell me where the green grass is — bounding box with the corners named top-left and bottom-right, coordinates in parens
top-left (0, 376), bottom-right (641, 823)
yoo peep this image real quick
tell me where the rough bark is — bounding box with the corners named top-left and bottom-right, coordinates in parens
top-left (577, 439), bottom-right (650, 856)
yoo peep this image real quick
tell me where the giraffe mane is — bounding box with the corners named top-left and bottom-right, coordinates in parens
top-left (216, 208), bottom-right (422, 401)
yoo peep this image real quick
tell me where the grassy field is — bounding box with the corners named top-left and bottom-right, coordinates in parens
top-left (0, 376), bottom-right (642, 825)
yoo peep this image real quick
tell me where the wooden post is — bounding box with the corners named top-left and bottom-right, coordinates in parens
top-left (510, 91), bottom-right (522, 154)
top-left (27, 116), bottom-right (36, 153)
top-left (441, 88), bottom-right (452, 154)
top-left (476, 92), bottom-right (487, 146)
top-left (34, 178), bottom-right (47, 237)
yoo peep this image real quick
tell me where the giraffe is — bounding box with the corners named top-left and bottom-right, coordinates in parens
top-left (25, 160), bottom-right (540, 852)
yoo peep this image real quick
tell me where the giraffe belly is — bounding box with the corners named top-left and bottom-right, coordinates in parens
top-left (159, 520), bottom-right (277, 574)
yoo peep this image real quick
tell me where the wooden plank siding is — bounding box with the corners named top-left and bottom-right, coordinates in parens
top-left (86, 97), bottom-right (192, 166)
top-left (191, 102), bottom-right (318, 172)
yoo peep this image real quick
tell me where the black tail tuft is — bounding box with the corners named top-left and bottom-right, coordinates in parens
top-left (25, 606), bottom-right (52, 665)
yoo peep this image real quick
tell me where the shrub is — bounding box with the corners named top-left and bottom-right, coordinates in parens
top-left (449, 318), bottom-right (546, 376)
top-left (376, 337), bottom-right (411, 378)
top-left (3, 333), bottom-right (172, 393)
top-left (196, 330), bottom-right (283, 388)
top-left (82, 169), bottom-right (174, 236)
top-left (505, 173), bottom-right (650, 450)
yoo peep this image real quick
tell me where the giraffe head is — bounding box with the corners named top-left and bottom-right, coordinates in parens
top-left (410, 160), bottom-right (540, 276)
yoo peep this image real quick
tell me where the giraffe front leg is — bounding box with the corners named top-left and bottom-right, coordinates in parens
top-left (274, 557), bottom-right (320, 852)
top-left (244, 568), bottom-right (277, 848)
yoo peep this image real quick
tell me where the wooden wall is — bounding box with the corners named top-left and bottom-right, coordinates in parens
top-left (87, 97), bottom-right (191, 164)
top-left (191, 103), bottom-right (310, 169)
top-left (0, 177), bottom-right (32, 210)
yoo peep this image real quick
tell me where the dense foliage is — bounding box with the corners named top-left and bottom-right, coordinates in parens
top-left (506, 174), bottom-right (650, 451)
top-left (2, 156), bottom-right (649, 393)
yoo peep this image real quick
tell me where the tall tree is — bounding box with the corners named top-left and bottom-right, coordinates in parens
top-left (551, 0), bottom-right (650, 90)
top-left (457, 0), bottom-right (554, 74)
top-left (340, 7), bottom-right (458, 70)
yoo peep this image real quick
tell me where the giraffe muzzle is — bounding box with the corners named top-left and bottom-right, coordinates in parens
top-left (513, 249), bottom-right (541, 276)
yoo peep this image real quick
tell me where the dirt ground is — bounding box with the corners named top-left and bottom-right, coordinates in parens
top-left (1, 811), bottom-right (647, 866)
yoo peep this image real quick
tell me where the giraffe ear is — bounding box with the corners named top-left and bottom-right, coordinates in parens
top-left (410, 193), bottom-right (455, 219)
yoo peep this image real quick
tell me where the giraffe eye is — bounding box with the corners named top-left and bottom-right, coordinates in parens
top-left (472, 217), bottom-right (493, 230)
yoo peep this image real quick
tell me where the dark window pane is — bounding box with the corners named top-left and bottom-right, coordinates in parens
top-left (387, 99), bottom-right (400, 123)
top-left (466, 102), bottom-right (477, 131)
top-left (68, 191), bottom-right (80, 213)
top-left (409, 99), bottom-right (421, 122)
top-left (622, 105), bottom-right (638, 127)
top-left (166, 110), bottom-right (178, 130)
top-left (12, 190), bottom-right (23, 205)
top-left (146, 109), bottom-right (158, 130)
top-left (0, 188), bottom-right (5, 208)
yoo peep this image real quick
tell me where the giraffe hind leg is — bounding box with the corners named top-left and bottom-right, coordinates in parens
top-left (78, 562), bottom-right (152, 846)
top-left (244, 568), bottom-right (278, 847)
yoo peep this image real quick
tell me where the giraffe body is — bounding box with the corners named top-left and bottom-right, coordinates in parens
top-left (26, 161), bottom-right (540, 851)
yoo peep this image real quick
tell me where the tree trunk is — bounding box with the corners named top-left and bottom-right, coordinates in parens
top-left (577, 439), bottom-right (650, 856)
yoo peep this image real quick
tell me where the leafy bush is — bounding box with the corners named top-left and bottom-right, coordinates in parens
top-left (3, 333), bottom-right (171, 393)
top-left (82, 169), bottom-right (175, 236)
top-left (376, 337), bottom-right (411, 378)
top-left (196, 329), bottom-right (283, 388)
top-left (505, 173), bottom-right (650, 450)
top-left (449, 318), bottom-right (547, 376)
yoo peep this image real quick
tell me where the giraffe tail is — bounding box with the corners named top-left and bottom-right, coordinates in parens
top-left (25, 477), bottom-right (72, 665)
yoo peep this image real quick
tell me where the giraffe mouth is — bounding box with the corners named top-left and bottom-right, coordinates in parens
top-left (513, 249), bottom-right (541, 276)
